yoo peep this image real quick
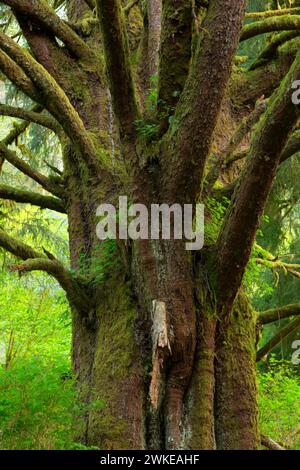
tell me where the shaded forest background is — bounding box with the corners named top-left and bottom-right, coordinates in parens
top-left (0, 0), bottom-right (300, 449)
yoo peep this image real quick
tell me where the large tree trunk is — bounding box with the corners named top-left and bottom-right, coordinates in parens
top-left (71, 235), bottom-right (259, 450)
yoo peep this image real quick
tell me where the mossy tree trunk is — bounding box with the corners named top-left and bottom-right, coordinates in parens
top-left (2, 0), bottom-right (300, 451)
top-left (71, 239), bottom-right (260, 450)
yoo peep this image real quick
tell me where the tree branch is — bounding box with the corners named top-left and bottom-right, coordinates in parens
top-left (205, 97), bottom-right (267, 192)
top-left (241, 15), bottom-right (300, 42)
top-left (148, 0), bottom-right (162, 79)
top-left (0, 228), bottom-right (90, 313)
top-left (0, 31), bottom-right (101, 173)
top-left (3, 120), bottom-right (31, 147)
top-left (2, 0), bottom-right (93, 61)
top-left (280, 128), bottom-right (300, 163)
top-left (257, 316), bottom-right (300, 362)
top-left (261, 435), bottom-right (285, 451)
top-left (246, 8), bottom-right (300, 19)
top-left (0, 49), bottom-right (40, 102)
top-left (258, 303), bottom-right (300, 325)
top-left (0, 227), bottom-right (42, 260)
top-left (0, 106), bottom-right (42, 173)
top-left (0, 104), bottom-right (61, 133)
top-left (216, 50), bottom-right (300, 315)
top-left (210, 126), bottom-right (300, 200)
top-left (249, 31), bottom-right (300, 71)
top-left (96, 0), bottom-right (140, 141)
top-left (255, 257), bottom-right (300, 280)
top-left (0, 184), bottom-right (66, 213)
top-left (162, 0), bottom-right (246, 204)
top-left (0, 143), bottom-right (64, 199)
top-left (158, 0), bottom-right (192, 114)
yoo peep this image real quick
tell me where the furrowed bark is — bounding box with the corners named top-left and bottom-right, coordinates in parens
top-left (96, 0), bottom-right (140, 141)
top-left (148, 0), bottom-right (162, 78)
top-left (158, 0), bottom-right (192, 113)
top-left (162, 0), bottom-right (246, 204)
top-left (216, 50), bottom-right (300, 315)
top-left (215, 296), bottom-right (259, 450)
top-left (187, 312), bottom-right (216, 449)
top-left (258, 303), bottom-right (300, 325)
top-left (0, 184), bottom-right (66, 213)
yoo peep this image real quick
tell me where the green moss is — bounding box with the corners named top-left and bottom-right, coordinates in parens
top-left (87, 265), bottom-right (143, 449)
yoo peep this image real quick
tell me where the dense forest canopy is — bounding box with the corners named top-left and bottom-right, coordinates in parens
top-left (0, 0), bottom-right (300, 451)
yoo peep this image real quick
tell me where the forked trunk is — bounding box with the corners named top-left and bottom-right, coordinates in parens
top-left (71, 241), bottom-right (259, 450)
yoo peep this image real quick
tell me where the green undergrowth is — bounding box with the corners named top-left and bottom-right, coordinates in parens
top-left (258, 358), bottom-right (300, 450)
top-left (0, 274), bottom-right (101, 450)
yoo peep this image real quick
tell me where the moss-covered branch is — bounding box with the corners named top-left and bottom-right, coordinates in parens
top-left (163, 0), bottom-right (246, 204)
top-left (246, 8), bottom-right (300, 19)
top-left (216, 50), bottom-right (300, 315)
top-left (0, 31), bottom-right (101, 173)
top-left (0, 228), bottom-right (44, 261)
top-left (280, 128), bottom-right (300, 162)
top-left (0, 184), bottom-right (66, 213)
top-left (2, 0), bottom-right (93, 61)
top-left (0, 143), bottom-right (64, 199)
top-left (211, 125), bottom-right (300, 199)
top-left (0, 228), bottom-right (90, 313)
top-left (231, 38), bottom-right (299, 106)
top-left (255, 257), bottom-right (300, 280)
top-left (0, 104), bottom-right (61, 133)
top-left (148, 0), bottom-right (162, 79)
top-left (258, 303), bottom-right (300, 325)
top-left (96, 0), bottom-right (140, 141)
top-left (261, 435), bottom-right (285, 451)
top-left (158, 0), bottom-right (192, 113)
top-left (1, 107), bottom-right (42, 150)
top-left (249, 31), bottom-right (300, 71)
top-left (205, 97), bottom-right (267, 192)
top-left (241, 15), bottom-right (300, 42)
top-left (0, 49), bottom-right (40, 102)
top-left (257, 316), bottom-right (300, 361)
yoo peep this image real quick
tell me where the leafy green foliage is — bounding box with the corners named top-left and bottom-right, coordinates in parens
top-left (0, 357), bottom-right (81, 450)
top-left (259, 358), bottom-right (300, 449)
top-left (205, 196), bottom-right (229, 244)
top-left (134, 75), bottom-right (173, 139)
top-left (0, 273), bottom-right (104, 450)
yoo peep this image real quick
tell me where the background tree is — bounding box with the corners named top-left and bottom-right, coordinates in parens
top-left (0, 0), bottom-right (300, 450)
